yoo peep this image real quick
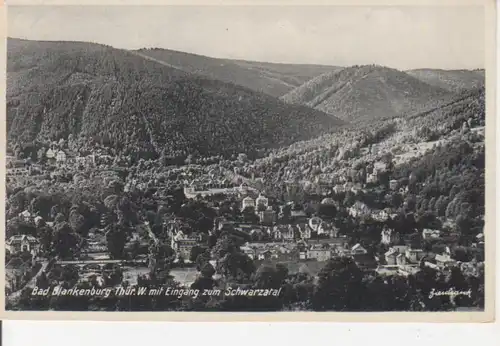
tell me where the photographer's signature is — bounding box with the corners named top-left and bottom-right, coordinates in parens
top-left (428, 288), bottom-right (472, 299)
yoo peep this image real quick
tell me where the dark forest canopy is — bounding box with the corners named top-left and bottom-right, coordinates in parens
top-left (7, 38), bottom-right (345, 161)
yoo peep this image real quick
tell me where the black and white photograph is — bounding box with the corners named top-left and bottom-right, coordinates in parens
top-left (2, 2), bottom-right (493, 317)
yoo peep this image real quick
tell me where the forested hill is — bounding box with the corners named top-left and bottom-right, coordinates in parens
top-left (7, 38), bottom-right (345, 160)
top-left (405, 69), bottom-right (485, 93)
top-left (135, 48), bottom-right (341, 97)
top-left (251, 86), bottom-right (485, 200)
top-left (280, 65), bottom-right (456, 123)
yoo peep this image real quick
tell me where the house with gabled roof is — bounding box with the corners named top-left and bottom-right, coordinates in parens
top-left (422, 229), bottom-right (441, 240)
top-left (348, 201), bottom-right (371, 218)
top-left (6, 235), bottom-right (40, 256)
top-left (307, 245), bottom-right (333, 262)
top-left (435, 253), bottom-right (457, 268)
top-left (56, 150), bottom-right (67, 163)
top-left (46, 148), bottom-right (55, 159)
top-left (385, 248), bottom-right (399, 265)
top-left (351, 243), bottom-right (368, 255)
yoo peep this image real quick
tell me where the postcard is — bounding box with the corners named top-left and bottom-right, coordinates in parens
top-left (0, 0), bottom-right (495, 322)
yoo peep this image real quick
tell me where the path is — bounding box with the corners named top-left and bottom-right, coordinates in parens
top-left (130, 51), bottom-right (185, 71)
top-left (142, 221), bottom-right (158, 246)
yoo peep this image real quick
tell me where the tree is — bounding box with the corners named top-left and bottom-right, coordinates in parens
top-left (54, 213), bottom-right (66, 224)
top-left (237, 153), bottom-right (248, 163)
top-left (253, 263), bottom-right (288, 289)
top-left (456, 214), bottom-right (474, 239)
top-left (104, 194), bottom-right (120, 210)
top-left (417, 212), bottom-right (441, 230)
top-left (200, 262), bottom-right (216, 278)
top-left (177, 255), bottom-right (185, 268)
top-left (213, 236), bottom-right (254, 281)
top-left (6, 219), bottom-right (37, 238)
top-left (69, 210), bottom-right (87, 236)
top-left (256, 203), bottom-right (267, 213)
top-left (191, 263), bottom-right (217, 293)
top-left (318, 203), bottom-right (336, 219)
top-left (312, 257), bottom-right (365, 311)
top-left (388, 192), bottom-right (404, 209)
top-left (185, 154), bottom-right (194, 165)
top-left (30, 195), bottom-right (53, 219)
top-left (405, 194), bottom-right (417, 211)
top-left (195, 251), bottom-right (211, 271)
top-left (216, 251), bottom-right (255, 282)
top-left (37, 224), bottom-right (54, 255)
top-left (52, 222), bottom-right (79, 259)
top-left (452, 246), bottom-right (472, 262)
top-left (242, 207), bottom-right (259, 224)
top-left (435, 196), bottom-right (449, 217)
top-left (189, 245), bottom-right (206, 263)
top-left (105, 225), bottom-right (127, 259)
top-left (212, 236), bottom-right (238, 260)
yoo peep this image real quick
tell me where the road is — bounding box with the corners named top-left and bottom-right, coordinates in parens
top-left (143, 221), bottom-right (158, 245)
top-left (56, 259), bottom-right (147, 265)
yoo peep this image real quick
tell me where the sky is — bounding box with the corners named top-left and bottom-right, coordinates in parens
top-left (7, 5), bottom-right (485, 70)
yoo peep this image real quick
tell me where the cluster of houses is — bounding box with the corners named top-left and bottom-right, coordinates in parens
top-left (331, 181), bottom-right (364, 195)
top-left (45, 147), bottom-right (100, 169)
top-left (239, 238), bottom-right (379, 270)
top-left (217, 205), bottom-right (485, 280)
top-left (178, 180), bottom-right (484, 278)
top-left (376, 224), bottom-right (484, 278)
top-left (6, 156), bottom-right (32, 177)
top-left (377, 241), bottom-right (482, 278)
top-left (6, 143), bottom-right (101, 183)
top-left (183, 180), bottom-right (258, 199)
top-left (347, 201), bottom-right (399, 221)
top-left (239, 237), bottom-right (361, 261)
top-left (6, 210), bottom-right (51, 257)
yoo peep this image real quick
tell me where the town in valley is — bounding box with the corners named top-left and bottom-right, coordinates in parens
top-left (5, 6), bottom-right (486, 312)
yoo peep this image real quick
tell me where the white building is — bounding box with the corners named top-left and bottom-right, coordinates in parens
top-left (348, 201), bottom-right (371, 218)
top-left (366, 173), bottom-right (378, 184)
top-left (351, 243), bottom-right (367, 255)
top-left (373, 209), bottom-right (389, 222)
top-left (6, 235), bottom-right (40, 256)
top-left (381, 227), bottom-right (397, 245)
top-left (373, 161), bottom-right (387, 173)
top-left (46, 148), bottom-right (55, 159)
top-left (333, 184), bottom-right (345, 194)
top-left (422, 229), bottom-right (441, 240)
top-left (389, 180), bottom-right (399, 190)
top-left (241, 196), bottom-right (256, 211)
top-left (405, 248), bottom-right (426, 263)
top-left (56, 150), bottom-right (67, 162)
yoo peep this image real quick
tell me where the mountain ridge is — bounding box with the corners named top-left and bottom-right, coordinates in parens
top-left (135, 47), bottom-right (342, 97)
top-left (405, 68), bottom-right (485, 93)
top-left (280, 65), bottom-right (458, 123)
top-left (7, 38), bottom-right (345, 161)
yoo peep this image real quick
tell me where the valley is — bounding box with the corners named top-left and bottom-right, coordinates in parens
top-left (5, 37), bottom-right (486, 313)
